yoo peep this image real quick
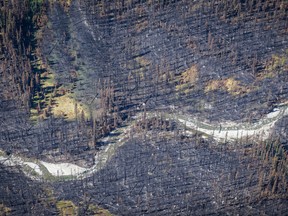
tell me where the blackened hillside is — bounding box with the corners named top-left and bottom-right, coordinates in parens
top-left (0, 0), bottom-right (288, 215)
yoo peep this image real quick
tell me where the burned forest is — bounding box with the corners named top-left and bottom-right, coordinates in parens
top-left (0, 0), bottom-right (288, 215)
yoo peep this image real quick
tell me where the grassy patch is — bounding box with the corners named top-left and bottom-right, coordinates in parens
top-left (0, 204), bottom-right (11, 216)
top-left (56, 200), bottom-right (77, 216)
top-left (176, 65), bottom-right (198, 93)
top-left (51, 93), bottom-right (78, 119)
top-left (266, 53), bottom-right (287, 72)
top-left (30, 67), bottom-right (89, 122)
top-left (22, 164), bottom-right (39, 177)
top-left (257, 50), bottom-right (288, 80)
top-left (0, 150), bottom-right (6, 157)
top-left (205, 77), bottom-right (250, 96)
top-left (135, 56), bottom-right (150, 67)
top-left (42, 72), bottom-right (55, 88)
top-left (88, 204), bottom-right (113, 216)
top-left (181, 65), bottom-right (198, 84)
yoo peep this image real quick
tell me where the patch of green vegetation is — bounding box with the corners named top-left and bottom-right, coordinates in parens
top-left (29, 109), bottom-right (39, 122)
top-left (88, 204), bottom-right (113, 216)
top-left (0, 204), bottom-right (11, 216)
top-left (28, 5), bottom-right (89, 123)
top-left (42, 72), bottom-right (55, 88)
top-left (267, 54), bottom-right (287, 72)
top-left (258, 50), bottom-right (288, 80)
top-left (175, 65), bottom-right (198, 94)
top-left (135, 56), bottom-right (150, 67)
top-left (0, 150), bottom-right (6, 157)
top-left (50, 92), bottom-right (89, 120)
top-left (175, 82), bottom-right (189, 90)
top-left (56, 200), bottom-right (78, 216)
top-left (30, 67), bottom-right (89, 122)
top-left (205, 77), bottom-right (250, 96)
top-left (22, 164), bottom-right (39, 177)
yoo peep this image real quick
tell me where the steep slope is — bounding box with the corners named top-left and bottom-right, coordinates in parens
top-left (0, 0), bottom-right (288, 215)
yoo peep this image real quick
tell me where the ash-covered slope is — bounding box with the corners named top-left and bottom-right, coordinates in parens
top-left (0, 164), bottom-right (56, 216)
top-left (0, 0), bottom-right (288, 215)
top-left (54, 125), bottom-right (288, 215)
top-left (42, 1), bottom-right (288, 214)
top-left (44, 0), bottom-right (288, 122)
